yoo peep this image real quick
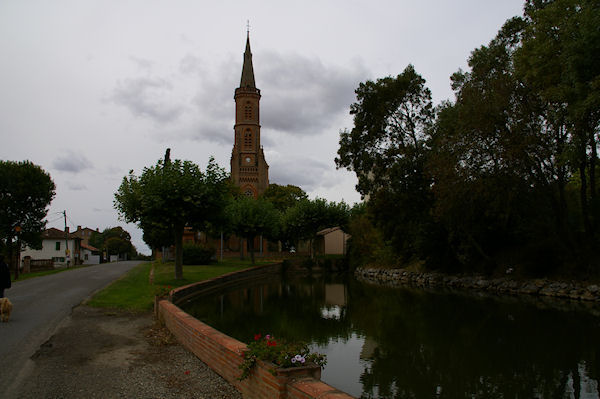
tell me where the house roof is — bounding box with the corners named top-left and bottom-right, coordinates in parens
top-left (81, 242), bottom-right (99, 251)
top-left (42, 228), bottom-right (80, 240)
top-left (317, 227), bottom-right (343, 236)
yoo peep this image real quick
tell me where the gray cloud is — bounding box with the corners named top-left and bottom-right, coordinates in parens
top-left (259, 52), bottom-right (368, 136)
top-left (110, 77), bottom-right (184, 124)
top-left (52, 152), bottom-right (93, 174)
top-left (179, 54), bottom-right (205, 76)
top-left (129, 56), bottom-right (154, 71)
top-left (66, 182), bottom-right (87, 191)
top-left (268, 155), bottom-right (334, 192)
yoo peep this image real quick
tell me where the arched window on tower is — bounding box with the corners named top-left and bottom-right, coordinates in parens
top-left (244, 102), bottom-right (252, 120)
top-left (244, 129), bottom-right (253, 149)
top-left (244, 189), bottom-right (254, 197)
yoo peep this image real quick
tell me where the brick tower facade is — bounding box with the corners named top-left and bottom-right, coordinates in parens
top-left (230, 33), bottom-right (269, 198)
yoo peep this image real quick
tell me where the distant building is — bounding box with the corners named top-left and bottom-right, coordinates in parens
top-left (21, 227), bottom-right (82, 267)
top-left (315, 227), bottom-right (350, 256)
top-left (72, 225), bottom-right (99, 246)
top-left (81, 242), bottom-right (101, 264)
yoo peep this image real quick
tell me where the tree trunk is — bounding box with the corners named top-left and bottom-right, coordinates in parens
top-left (249, 235), bottom-right (255, 265)
top-left (239, 238), bottom-right (244, 260)
top-left (579, 162), bottom-right (592, 238)
top-left (174, 227), bottom-right (183, 280)
top-left (7, 237), bottom-right (17, 280)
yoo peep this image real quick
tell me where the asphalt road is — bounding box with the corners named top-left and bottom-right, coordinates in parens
top-left (0, 261), bottom-right (142, 397)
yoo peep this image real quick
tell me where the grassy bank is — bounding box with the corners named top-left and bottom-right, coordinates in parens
top-left (87, 259), bottom-right (270, 311)
top-left (16, 265), bottom-right (89, 281)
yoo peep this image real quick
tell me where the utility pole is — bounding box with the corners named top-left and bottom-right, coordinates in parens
top-left (64, 210), bottom-right (70, 267)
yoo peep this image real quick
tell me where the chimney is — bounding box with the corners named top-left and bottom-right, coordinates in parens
top-left (65, 227), bottom-right (70, 234)
top-left (77, 225), bottom-right (81, 231)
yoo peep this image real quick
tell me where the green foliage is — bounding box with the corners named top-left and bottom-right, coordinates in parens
top-left (114, 156), bottom-right (229, 279)
top-left (336, 64), bottom-right (433, 199)
top-left (182, 242), bottom-right (215, 265)
top-left (225, 196), bottom-right (280, 264)
top-left (260, 183), bottom-right (308, 212)
top-left (0, 160), bottom-right (55, 258)
top-left (282, 198), bottom-right (350, 258)
top-left (337, 1), bottom-right (600, 275)
top-left (346, 212), bottom-right (398, 269)
top-left (90, 226), bottom-right (136, 257)
top-left (238, 333), bottom-right (326, 380)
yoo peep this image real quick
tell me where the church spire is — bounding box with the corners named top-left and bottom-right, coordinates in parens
top-left (240, 31), bottom-right (256, 89)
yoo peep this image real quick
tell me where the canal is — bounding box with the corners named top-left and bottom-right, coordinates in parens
top-left (181, 272), bottom-right (600, 398)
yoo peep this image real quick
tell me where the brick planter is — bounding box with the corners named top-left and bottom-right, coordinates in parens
top-left (156, 264), bottom-right (355, 399)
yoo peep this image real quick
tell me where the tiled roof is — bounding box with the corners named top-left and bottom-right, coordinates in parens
top-left (42, 228), bottom-right (80, 240)
top-left (81, 242), bottom-right (99, 251)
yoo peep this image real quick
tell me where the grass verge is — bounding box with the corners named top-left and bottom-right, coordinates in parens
top-left (87, 258), bottom-right (272, 311)
top-left (16, 265), bottom-right (89, 281)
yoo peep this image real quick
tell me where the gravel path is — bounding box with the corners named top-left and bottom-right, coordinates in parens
top-left (9, 306), bottom-right (242, 399)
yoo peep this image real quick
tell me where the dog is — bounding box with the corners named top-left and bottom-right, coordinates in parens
top-left (0, 297), bottom-right (12, 322)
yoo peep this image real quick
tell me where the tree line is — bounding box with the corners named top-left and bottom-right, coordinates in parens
top-left (114, 154), bottom-right (350, 279)
top-left (337, 0), bottom-right (600, 277)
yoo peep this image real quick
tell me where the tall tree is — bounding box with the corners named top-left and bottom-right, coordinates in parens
top-left (517, 0), bottom-right (600, 240)
top-left (336, 65), bottom-right (435, 263)
top-left (114, 156), bottom-right (229, 279)
top-left (226, 196), bottom-right (280, 264)
top-left (0, 160), bottom-right (55, 278)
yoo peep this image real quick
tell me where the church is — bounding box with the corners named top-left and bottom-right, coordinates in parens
top-left (177, 33), bottom-right (275, 259)
top-left (230, 33), bottom-right (269, 198)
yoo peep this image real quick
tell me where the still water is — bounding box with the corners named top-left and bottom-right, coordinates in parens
top-left (181, 273), bottom-right (600, 398)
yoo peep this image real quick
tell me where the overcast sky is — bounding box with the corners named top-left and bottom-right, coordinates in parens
top-left (0, 0), bottom-right (525, 255)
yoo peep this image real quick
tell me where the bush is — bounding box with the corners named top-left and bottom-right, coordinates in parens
top-left (182, 243), bottom-right (215, 265)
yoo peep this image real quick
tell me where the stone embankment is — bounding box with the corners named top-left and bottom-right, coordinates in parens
top-left (355, 267), bottom-right (600, 302)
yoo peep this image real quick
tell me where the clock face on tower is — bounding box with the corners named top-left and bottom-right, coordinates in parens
top-left (245, 156), bottom-right (251, 163)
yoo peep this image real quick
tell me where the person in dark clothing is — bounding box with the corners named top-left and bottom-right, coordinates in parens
top-left (0, 254), bottom-right (11, 298)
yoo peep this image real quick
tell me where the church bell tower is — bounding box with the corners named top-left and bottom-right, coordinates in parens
top-left (230, 32), bottom-right (269, 198)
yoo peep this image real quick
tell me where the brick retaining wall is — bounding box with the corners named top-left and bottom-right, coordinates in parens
top-left (157, 264), bottom-right (355, 399)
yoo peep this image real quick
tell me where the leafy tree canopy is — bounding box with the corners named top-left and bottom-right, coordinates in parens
top-left (282, 198), bottom-right (350, 258)
top-left (260, 183), bottom-right (308, 212)
top-left (336, 64), bottom-right (434, 199)
top-left (0, 160), bottom-right (55, 260)
top-left (114, 156), bottom-right (229, 279)
top-left (226, 196), bottom-right (280, 264)
top-left (89, 226), bottom-right (136, 256)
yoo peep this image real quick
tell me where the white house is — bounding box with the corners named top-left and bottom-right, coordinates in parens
top-left (21, 227), bottom-right (82, 267)
top-left (81, 242), bottom-right (101, 265)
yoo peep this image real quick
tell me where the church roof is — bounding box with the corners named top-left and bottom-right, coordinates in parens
top-left (240, 33), bottom-right (256, 89)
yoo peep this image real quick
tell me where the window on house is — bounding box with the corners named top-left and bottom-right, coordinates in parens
top-left (84, 254), bottom-right (89, 260)
top-left (55, 242), bottom-right (61, 251)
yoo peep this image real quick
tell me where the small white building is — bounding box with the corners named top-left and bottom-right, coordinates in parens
top-left (81, 242), bottom-right (101, 264)
top-left (21, 227), bottom-right (82, 267)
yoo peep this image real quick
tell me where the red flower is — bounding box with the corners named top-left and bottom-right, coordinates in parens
top-left (254, 333), bottom-right (262, 341)
top-left (267, 340), bottom-right (277, 347)
top-left (184, 370), bottom-right (190, 375)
